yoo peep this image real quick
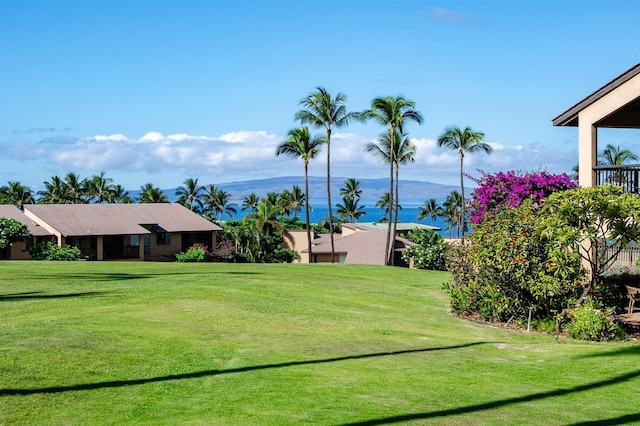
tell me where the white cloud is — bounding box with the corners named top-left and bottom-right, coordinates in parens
top-left (0, 129), bottom-right (577, 189)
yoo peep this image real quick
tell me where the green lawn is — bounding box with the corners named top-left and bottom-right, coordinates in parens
top-left (1, 261), bottom-right (639, 425)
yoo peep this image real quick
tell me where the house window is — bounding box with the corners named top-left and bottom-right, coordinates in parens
top-left (157, 232), bottom-right (170, 245)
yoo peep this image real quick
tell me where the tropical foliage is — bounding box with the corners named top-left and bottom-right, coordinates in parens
top-left (0, 217), bottom-right (31, 250)
top-left (401, 228), bottom-right (448, 270)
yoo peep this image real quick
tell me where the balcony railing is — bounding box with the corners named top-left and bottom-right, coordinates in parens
top-left (594, 164), bottom-right (640, 194)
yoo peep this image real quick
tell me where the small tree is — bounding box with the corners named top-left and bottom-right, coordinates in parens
top-left (538, 185), bottom-right (640, 306)
top-left (0, 217), bottom-right (31, 250)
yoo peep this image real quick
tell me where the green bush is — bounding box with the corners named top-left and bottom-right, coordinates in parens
top-left (175, 244), bottom-right (208, 262)
top-left (567, 299), bottom-right (624, 342)
top-left (28, 242), bottom-right (82, 261)
top-left (401, 228), bottom-right (448, 270)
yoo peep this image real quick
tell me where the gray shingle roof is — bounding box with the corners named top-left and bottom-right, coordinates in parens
top-left (24, 203), bottom-right (221, 237)
top-left (0, 205), bottom-right (52, 236)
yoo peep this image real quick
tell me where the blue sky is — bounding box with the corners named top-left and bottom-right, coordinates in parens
top-left (1, 0), bottom-right (639, 191)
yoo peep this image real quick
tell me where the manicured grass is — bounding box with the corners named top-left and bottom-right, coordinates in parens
top-left (1, 261), bottom-right (639, 425)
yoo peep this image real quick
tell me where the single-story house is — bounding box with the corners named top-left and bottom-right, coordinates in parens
top-left (284, 223), bottom-right (417, 266)
top-left (552, 62), bottom-right (640, 192)
top-left (0, 203), bottom-right (222, 261)
top-left (0, 205), bottom-right (54, 260)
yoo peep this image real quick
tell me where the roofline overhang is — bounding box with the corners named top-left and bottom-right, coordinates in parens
top-left (552, 62), bottom-right (640, 127)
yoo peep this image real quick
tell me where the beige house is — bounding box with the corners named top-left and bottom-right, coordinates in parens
top-left (1, 203), bottom-right (221, 261)
top-left (285, 223), bottom-right (417, 266)
top-left (552, 62), bottom-right (640, 191)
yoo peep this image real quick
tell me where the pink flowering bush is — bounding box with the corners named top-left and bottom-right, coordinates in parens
top-left (467, 170), bottom-right (577, 224)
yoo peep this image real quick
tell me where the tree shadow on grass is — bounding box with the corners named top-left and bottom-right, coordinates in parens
top-left (0, 291), bottom-right (109, 301)
top-left (17, 271), bottom-right (260, 282)
top-left (340, 369), bottom-right (640, 425)
top-left (0, 342), bottom-right (489, 396)
top-left (574, 344), bottom-right (640, 358)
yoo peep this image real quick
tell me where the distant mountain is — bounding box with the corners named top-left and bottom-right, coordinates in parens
top-left (212, 176), bottom-right (462, 202)
top-left (130, 176), bottom-right (464, 204)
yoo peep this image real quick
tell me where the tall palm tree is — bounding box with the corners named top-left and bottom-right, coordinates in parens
top-left (295, 87), bottom-right (359, 263)
top-left (437, 126), bottom-right (492, 239)
top-left (241, 193), bottom-right (261, 213)
top-left (87, 172), bottom-right (114, 203)
top-left (203, 185), bottom-right (237, 220)
top-left (175, 177), bottom-right (204, 212)
top-left (285, 185), bottom-right (305, 219)
top-left (38, 175), bottom-right (71, 204)
top-left (0, 181), bottom-right (35, 208)
top-left (336, 195), bottom-right (366, 223)
top-left (365, 130), bottom-right (417, 265)
top-left (138, 183), bottom-right (169, 203)
top-left (418, 198), bottom-right (442, 226)
top-left (276, 126), bottom-right (323, 261)
top-left (64, 172), bottom-right (87, 204)
top-left (362, 96), bottom-right (422, 265)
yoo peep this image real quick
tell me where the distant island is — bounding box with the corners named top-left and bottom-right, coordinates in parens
top-left (156, 176), bottom-right (465, 203)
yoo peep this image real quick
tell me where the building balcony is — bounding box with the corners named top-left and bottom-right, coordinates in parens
top-left (594, 164), bottom-right (640, 194)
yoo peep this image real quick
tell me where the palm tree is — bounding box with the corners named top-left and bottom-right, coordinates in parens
top-left (437, 126), bottom-right (492, 239)
top-left (339, 178), bottom-right (362, 200)
top-left (203, 185), bottom-right (237, 220)
top-left (375, 192), bottom-right (402, 223)
top-left (418, 198), bottom-right (442, 226)
top-left (598, 144), bottom-right (639, 166)
top-left (286, 185), bottom-right (305, 218)
top-left (138, 183), bottom-right (169, 203)
top-left (337, 195), bottom-right (366, 223)
top-left (38, 175), bottom-right (71, 204)
top-left (443, 190), bottom-right (464, 237)
top-left (244, 201), bottom-right (283, 235)
top-left (175, 177), bottom-right (204, 212)
top-left (87, 172), bottom-right (114, 203)
top-left (111, 185), bottom-right (133, 203)
top-left (295, 87), bottom-right (359, 263)
top-left (0, 181), bottom-right (35, 208)
top-left (364, 130), bottom-right (417, 265)
top-left (276, 126), bottom-right (323, 261)
top-left (241, 193), bottom-right (261, 213)
top-left (64, 172), bottom-right (87, 203)
top-left (362, 96), bottom-right (422, 265)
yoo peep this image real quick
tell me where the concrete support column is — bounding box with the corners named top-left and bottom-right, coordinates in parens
top-left (139, 234), bottom-right (145, 260)
top-left (97, 236), bottom-right (104, 261)
top-left (578, 121), bottom-right (597, 188)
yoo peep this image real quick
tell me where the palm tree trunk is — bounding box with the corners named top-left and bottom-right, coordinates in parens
top-left (327, 130), bottom-right (335, 263)
top-left (385, 149), bottom-right (394, 266)
top-left (459, 153), bottom-right (465, 240)
top-left (304, 161), bottom-right (313, 263)
top-left (391, 164), bottom-right (400, 266)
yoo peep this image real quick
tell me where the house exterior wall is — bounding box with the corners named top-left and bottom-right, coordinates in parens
top-left (578, 73), bottom-right (640, 188)
top-left (283, 230), bottom-right (313, 263)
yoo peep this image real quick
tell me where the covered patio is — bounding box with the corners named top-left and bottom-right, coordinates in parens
top-left (552, 62), bottom-right (640, 192)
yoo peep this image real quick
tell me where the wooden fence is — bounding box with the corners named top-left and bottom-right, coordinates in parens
top-left (602, 243), bottom-right (640, 266)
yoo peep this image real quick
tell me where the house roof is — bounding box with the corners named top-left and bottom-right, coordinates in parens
top-left (552, 62), bottom-right (640, 128)
top-left (343, 222), bottom-right (441, 232)
top-left (307, 229), bottom-right (414, 265)
top-left (24, 203), bottom-right (222, 237)
top-left (0, 205), bottom-right (52, 236)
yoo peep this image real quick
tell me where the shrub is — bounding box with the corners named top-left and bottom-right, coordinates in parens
top-left (567, 299), bottom-right (624, 342)
top-left (175, 243), bottom-right (212, 262)
top-left (0, 217), bottom-right (31, 250)
top-left (28, 242), bottom-right (82, 261)
top-left (401, 229), bottom-right (448, 270)
top-left (467, 170), bottom-right (576, 224)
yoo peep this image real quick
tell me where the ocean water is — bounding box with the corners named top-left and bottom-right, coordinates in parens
top-left (233, 199), bottom-right (460, 237)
